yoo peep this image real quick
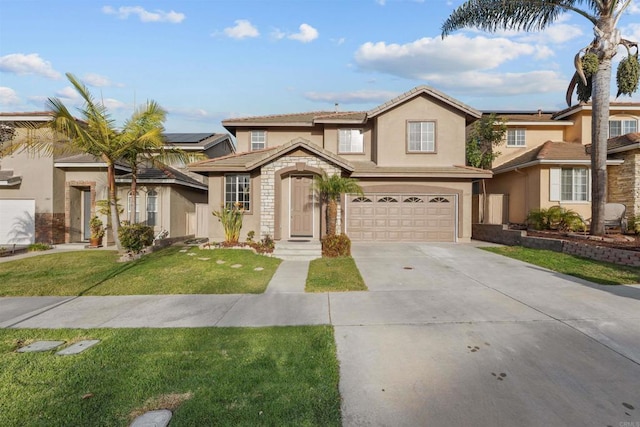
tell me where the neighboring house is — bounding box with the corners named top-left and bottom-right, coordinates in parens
top-left (603, 132), bottom-right (639, 220)
top-left (485, 103), bottom-right (637, 224)
top-left (189, 86), bottom-right (491, 243)
top-left (0, 112), bottom-right (234, 245)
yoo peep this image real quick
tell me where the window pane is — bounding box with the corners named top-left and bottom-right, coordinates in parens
top-left (147, 190), bottom-right (157, 226)
top-left (225, 174), bottom-right (251, 210)
top-left (507, 129), bottom-right (525, 146)
top-left (609, 121), bottom-right (622, 138)
top-left (624, 120), bottom-right (637, 134)
top-left (560, 168), bottom-right (588, 201)
top-left (251, 130), bottom-right (266, 150)
top-left (408, 122), bottom-right (434, 152)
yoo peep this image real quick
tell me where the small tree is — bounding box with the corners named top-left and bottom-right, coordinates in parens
top-left (212, 202), bottom-right (244, 244)
top-left (466, 113), bottom-right (507, 170)
top-left (313, 173), bottom-right (363, 236)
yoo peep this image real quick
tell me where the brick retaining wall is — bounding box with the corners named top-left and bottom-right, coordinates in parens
top-left (473, 224), bottom-right (640, 267)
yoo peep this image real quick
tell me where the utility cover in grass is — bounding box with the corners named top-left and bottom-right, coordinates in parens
top-left (254, 267), bottom-right (264, 271)
top-left (231, 264), bottom-right (242, 268)
top-left (17, 341), bottom-right (65, 353)
top-left (130, 409), bottom-right (172, 427)
top-left (56, 340), bottom-right (100, 356)
top-left (216, 260), bottom-right (226, 264)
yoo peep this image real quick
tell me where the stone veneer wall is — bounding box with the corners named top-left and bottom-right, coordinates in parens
top-left (473, 224), bottom-right (640, 267)
top-left (260, 155), bottom-right (341, 238)
top-left (608, 150), bottom-right (639, 219)
top-left (35, 212), bottom-right (66, 244)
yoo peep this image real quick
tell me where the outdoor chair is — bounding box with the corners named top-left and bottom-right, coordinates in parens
top-left (582, 203), bottom-right (627, 234)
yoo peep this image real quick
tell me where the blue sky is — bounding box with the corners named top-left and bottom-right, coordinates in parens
top-left (1, 0), bottom-right (639, 133)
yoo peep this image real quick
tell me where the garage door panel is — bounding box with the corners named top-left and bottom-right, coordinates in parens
top-left (348, 193), bottom-right (455, 242)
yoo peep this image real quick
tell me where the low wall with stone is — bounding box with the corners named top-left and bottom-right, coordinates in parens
top-left (473, 224), bottom-right (640, 267)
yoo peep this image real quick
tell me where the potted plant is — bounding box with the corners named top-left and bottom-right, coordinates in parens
top-left (89, 216), bottom-right (105, 247)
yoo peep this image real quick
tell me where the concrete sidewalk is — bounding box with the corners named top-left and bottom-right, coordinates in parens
top-left (1, 242), bottom-right (639, 426)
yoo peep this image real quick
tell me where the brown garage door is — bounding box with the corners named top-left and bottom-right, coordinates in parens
top-left (347, 194), bottom-right (456, 242)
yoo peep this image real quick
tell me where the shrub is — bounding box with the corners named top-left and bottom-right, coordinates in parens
top-left (248, 235), bottom-right (275, 254)
top-left (28, 243), bottom-right (52, 252)
top-left (629, 215), bottom-right (640, 235)
top-left (212, 202), bottom-right (244, 244)
top-left (118, 222), bottom-right (154, 253)
top-left (322, 234), bottom-right (351, 258)
top-left (89, 216), bottom-right (105, 239)
top-left (526, 206), bottom-right (586, 232)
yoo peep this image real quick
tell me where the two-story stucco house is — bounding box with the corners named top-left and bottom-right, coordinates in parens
top-left (485, 103), bottom-right (638, 224)
top-left (189, 86), bottom-right (491, 243)
top-left (0, 112), bottom-right (234, 245)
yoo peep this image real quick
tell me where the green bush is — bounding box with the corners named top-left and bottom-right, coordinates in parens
top-left (28, 243), bottom-right (52, 252)
top-left (322, 234), bottom-right (351, 258)
top-left (629, 215), bottom-right (640, 235)
top-left (212, 202), bottom-right (244, 244)
top-left (526, 206), bottom-right (586, 232)
top-left (118, 222), bottom-right (154, 253)
top-left (249, 234), bottom-right (275, 254)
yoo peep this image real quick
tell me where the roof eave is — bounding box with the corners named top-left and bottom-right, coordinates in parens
top-left (609, 142), bottom-right (640, 154)
top-left (115, 178), bottom-right (208, 191)
top-left (494, 158), bottom-right (623, 174)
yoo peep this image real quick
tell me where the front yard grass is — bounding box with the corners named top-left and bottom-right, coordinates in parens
top-left (0, 246), bottom-right (281, 296)
top-left (482, 246), bottom-right (640, 285)
top-left (306, 256), bottom-right (367, 292)
top-left (0, 326), bottom-right (340, 427)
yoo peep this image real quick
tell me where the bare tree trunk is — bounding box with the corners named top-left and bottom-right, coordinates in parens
top-left (130, 164), bottom-right (138, 224)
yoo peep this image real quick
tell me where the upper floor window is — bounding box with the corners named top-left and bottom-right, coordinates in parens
top-left (146, 190), bottom-right (158, 227)
top-left (407, 121), bottom-right (435, 152)
top-left (250, 130), bottom-right (266, 151)
top-left (609, 119), bottom-right (637, 138)
top-left (338, 129), bottom-right (364, 153)
top-left (225, 174), bottom-right (251, 211)
top-left (506, 129), bottom-right (526, 147)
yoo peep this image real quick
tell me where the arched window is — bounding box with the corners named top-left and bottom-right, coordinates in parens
top-left (147, 190), bottom-right (158, 226)
top-left (127, 191), bottom-right (140, 223)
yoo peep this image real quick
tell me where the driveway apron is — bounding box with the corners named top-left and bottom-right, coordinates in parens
top-left (336, 242), bottom-right (640, 426)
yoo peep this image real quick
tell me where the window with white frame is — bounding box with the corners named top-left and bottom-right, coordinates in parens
top-left (225, 174), bottom-right (251, 211)
top-left (146, 190), bottom-right (158, 226)
top-left (127, 191), bottom-right (140, 223)
top-left (507, 129), bottom-right (526, 146)
top-left (338, 129), bottom-right (364, 153)
top-left (250, 130), bottom-right (266, 151)
top-left (609, 118), bottom-right (637, 138)
top-left (550, 167), bottom-right (589, 202)
top-left (407, 121), bottom-right (435, 152)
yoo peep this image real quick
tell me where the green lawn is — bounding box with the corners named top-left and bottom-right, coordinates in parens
top-left (0, 246), bottom-right (281, 296)
top-left (482, 246), bottom-right (640, 285)
top-left (0, 327), bottom-right (340, 427)
top-left (306, 256), bottom-right (367, 292)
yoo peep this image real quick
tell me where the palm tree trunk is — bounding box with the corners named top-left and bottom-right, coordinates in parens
top-left (327, 199), bottom-right (337, 236)
top-left (130, 164), bottom-right (138, 224)
top-left (590, 17), bottom-right (618, 236)
top-left (107, 163), bottom-right (122, 248)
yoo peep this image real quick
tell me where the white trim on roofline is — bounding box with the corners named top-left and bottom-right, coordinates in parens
top-left (505, 121), bottom-right (573, 126)
top-left (608, 143), bottom-right (640, 154)
top-left (494, 158), bottom-right (624, 174)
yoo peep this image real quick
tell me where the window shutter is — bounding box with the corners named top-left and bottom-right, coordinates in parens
top-left (550, 168), bottom-right (560, 201)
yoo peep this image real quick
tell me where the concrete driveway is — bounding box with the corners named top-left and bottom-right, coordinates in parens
top-left (335, 242), bottom-right (640, 426)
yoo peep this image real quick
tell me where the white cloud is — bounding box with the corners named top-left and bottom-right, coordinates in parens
top-left (425, 70), bottom-right (567, 96)
top-left (102, 6), bottom-right (185, 23)
top-left (55, 86), bottom-right (82, 102)
top-left (622, 1), bottom-right (640, 14)
top-left (355, 34), bottom-right (535, 78)
top-left (224, 19), bottom-right (259, 39)
top-left (516, 22), bottom-right (583, 45)
top-left (103, 98), bottom-right (128, 111)
top-left (0, 53), bottom-right (61, 79)
top-left (82, 73), bottom-right (121, 88)
top-left (0, 87), bottom-right (20, 105)
top-left (270, 28), bottom-right (286, 40)
top-left (375, 0), bottom-right (386, 5)
top-left (288, 24), bottom-right (319, 43)
top-left (304, 90), bottom-right (399, 104)
top-left (620, 23), bottom-right (640, 42)
top-left (332, 37), bottom-right (346, 45)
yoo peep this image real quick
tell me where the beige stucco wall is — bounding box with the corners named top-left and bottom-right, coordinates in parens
top-left (487, 165), bottom-right (592, 224)
top-left (493, 126), bottom-right (566, 168)
top-left (374, 95), bottom-right (467, 167)
top-left (322, 124), bottom-right (372, 162)
top-left (234, 127), bottom-right (324, 152)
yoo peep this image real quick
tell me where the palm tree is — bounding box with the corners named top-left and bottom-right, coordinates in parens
top-left (442, 0), bottom-right (639, 235)
top-left (313, 173), bottom-right (363, 236)
top-left (120, 101), bottom-right (205, 223)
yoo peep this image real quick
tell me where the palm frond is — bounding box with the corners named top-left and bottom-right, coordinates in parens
top-left (441, 0), bottom-right (598, 37)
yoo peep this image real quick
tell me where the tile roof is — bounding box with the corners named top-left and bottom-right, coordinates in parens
top-left (350, 161), bottom-right (491, 179)
top-left (163, 133), bottom-right (219, 143)
top-left (116, 164), bottom-right (207, 190)
top-left (552, 102), bottom-right (640, 120)
top-left (189, 138), bottom-right (354, 173)
top-left (493, 141), bottom-right (590, 173)
top-left (489, 112), bottom-right (558, 122)
top-left (606, 132), bottom-right (640, 151)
